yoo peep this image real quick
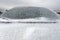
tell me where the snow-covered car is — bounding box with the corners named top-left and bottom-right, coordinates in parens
top-left (0, 7), bottom-right (59, 23)
top-left (0, 7), bottom-right (60, 40)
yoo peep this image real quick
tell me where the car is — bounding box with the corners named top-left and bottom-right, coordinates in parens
top-left (0, 7), bottom-right (60, 23)
top-left (0, 7), bottom-right (60, 40)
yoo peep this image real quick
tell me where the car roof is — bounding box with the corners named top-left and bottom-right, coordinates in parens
top-left (1, 7), bottom-right (59, 20)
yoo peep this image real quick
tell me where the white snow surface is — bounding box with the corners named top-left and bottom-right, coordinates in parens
top-left (0, 20), bottom-right (60, 40)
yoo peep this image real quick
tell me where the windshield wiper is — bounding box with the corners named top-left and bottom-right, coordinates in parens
top-left (17, 21), bottom-right (57, 24)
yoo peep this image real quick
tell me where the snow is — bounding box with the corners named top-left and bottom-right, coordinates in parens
top-left (0, 22), bottom-right (60, 40)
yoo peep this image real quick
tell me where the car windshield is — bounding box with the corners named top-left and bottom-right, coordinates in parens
top-left (1, 7), bottom-right (59, 20)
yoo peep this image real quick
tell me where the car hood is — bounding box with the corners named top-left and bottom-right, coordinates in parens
top-left (0, 17), bottom-right (59, 23)
top-left (0, 21), bottom-right (60, 40)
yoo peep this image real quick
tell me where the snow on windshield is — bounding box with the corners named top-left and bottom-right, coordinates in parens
top-left (1, 7), bottom-right (59, 19)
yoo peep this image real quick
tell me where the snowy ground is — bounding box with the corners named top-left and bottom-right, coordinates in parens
top-left (0, 23), bottom-right (60, 40)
